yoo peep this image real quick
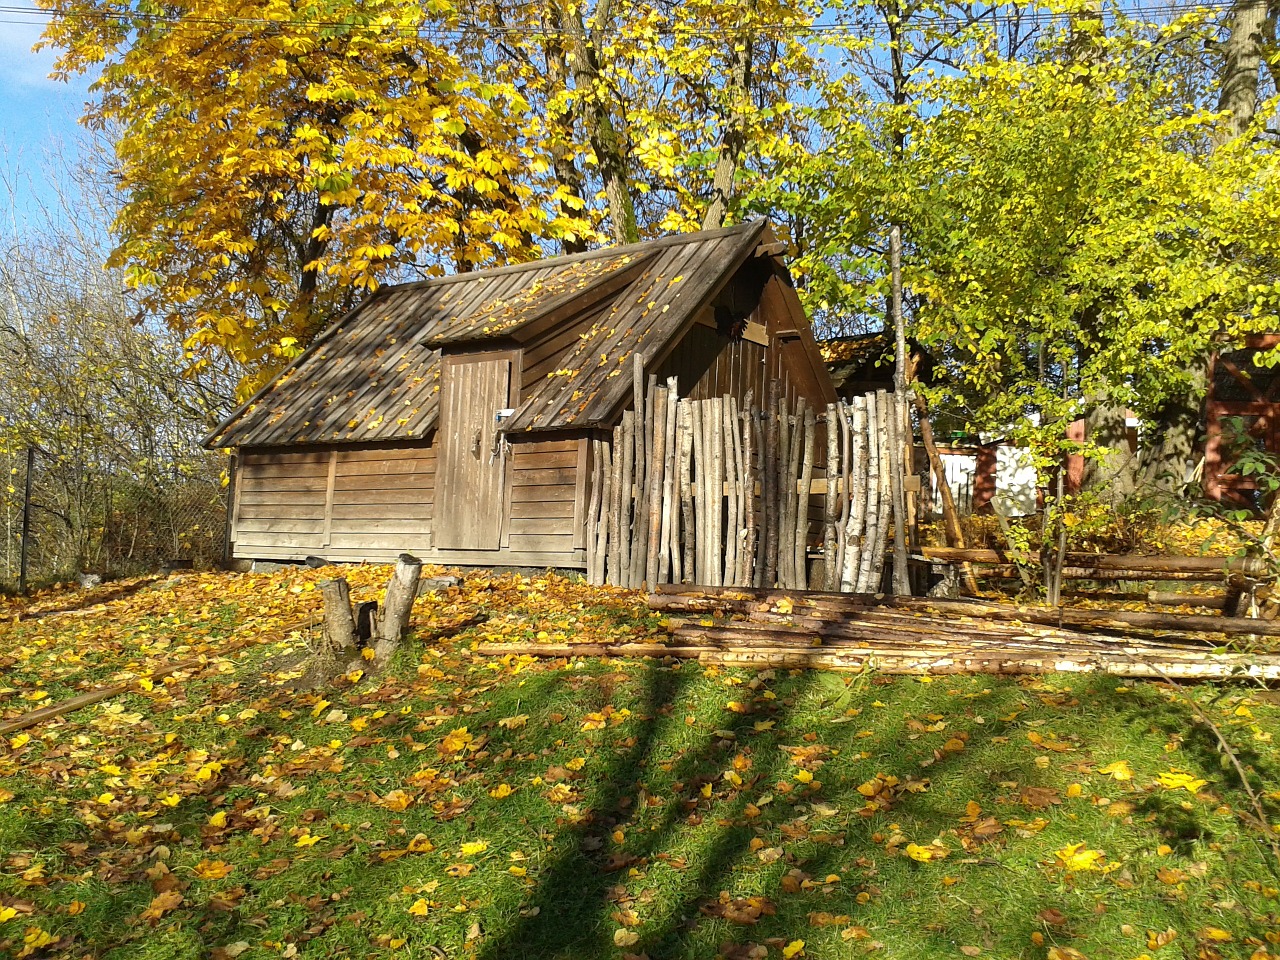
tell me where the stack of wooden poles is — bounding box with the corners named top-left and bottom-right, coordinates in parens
top-left (583, 360), bottom-right (913, 593)
top-left (478, 585), bottom-right (1280, 680)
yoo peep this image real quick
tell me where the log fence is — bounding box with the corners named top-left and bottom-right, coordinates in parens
top-left (585, 371), bottom-right (914, 592)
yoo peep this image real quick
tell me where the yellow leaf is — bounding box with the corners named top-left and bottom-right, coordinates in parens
top-left (1066, 783), bottom-right (1083, 798)
top-left (194, 859), bottom-right (234, 879)
top-left (441, 727), bottom-right (473, 754)
top-left (794, 769), bottom-right (814, 784)
top-left (408, 898), bottom-right (430, 916)
top-left (0, 907), bottom-right (17, 923)
top-left (295, 833), bottom-right (322, 847)
top-left (566, 757), bottom-right (586, 771)
top-left (775, 598), bottom-right (794, 614)
top-left (209, 810), bottom-right (227, 828)
top-left (508, 865), bottom-right (527, 877)
top-left (904, 843), bottom-right (934, 862)
top-left (1155, 770), bottom-right (1207, 795)
top-left (613, 929), bottom-right (639, 947)
top-left (782, 939), bottom-right (806, 959)
top-left (408, 834), bottom-right (435, 853)
top-left (381, 789), bottom-right (413, 811)
top-left (460, 841), bottom-right (488, 857)
top-left (1098, 760), bottom-right (1133, 781)
top-left (310, 699), bottom-right (331, 718)
top-left (489, 783), bottom-right (514, 799)
top-left (10, 734), bottom-right (30, 749)
top-left (1053, 842), bottom-right (1117, 873)
top-left (362, 647), bottom-right (376, 661)
top-left (66, 901), bottom-right (85, 916)
top-left (1200, 927), bottom-right (1232, 942)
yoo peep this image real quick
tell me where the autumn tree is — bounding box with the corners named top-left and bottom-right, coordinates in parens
top-left (756, 3), bottom-right (1280, 505)
top-left (40, 0), bottom-right (822, 390)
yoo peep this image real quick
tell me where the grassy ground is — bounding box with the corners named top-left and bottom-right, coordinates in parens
top-left (0, 567), bottom-right (1278, 960)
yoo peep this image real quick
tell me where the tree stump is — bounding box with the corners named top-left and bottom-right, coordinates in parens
top-left (372, 554), bottom-right (423, 662)
top-left (318, 578), bottom-right (357, 656)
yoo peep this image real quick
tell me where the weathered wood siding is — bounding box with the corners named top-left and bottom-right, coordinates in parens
top-left (231, 437), bottom-right (587, 568)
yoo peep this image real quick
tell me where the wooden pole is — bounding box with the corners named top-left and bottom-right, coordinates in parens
top-left (660, 379), bottom-right (679, 585)
top-left (795, 402), bottom-right (816, 591)
top-left (618, 411), bottom-right (634, 588)
top-left (887, 393), bottom-right (911, 596)
top-left (823, 404), bottom-right (841, 590)
top-left (836, 401), bottom-right (854, 588)
top-left (608, 424), bottom-right (625, 586)
top-left (19, 445), bottom-right (34, 594)
top-left (724, 396), bottom-right (741, 585)
top-left (709, 396), bottom-right (725, 587)
top-left (691, 400), bottom-right (706, 584)
top-left (679, 400), bottom-right (695, 582)
top-left (742, 396), bottom-right (758, 588)
top-left (856, 393), bottom-right (880, 592)
top-left (763, 383), bottom-right (781, 587)
top-left (645, 384), bottom-right (668, 588)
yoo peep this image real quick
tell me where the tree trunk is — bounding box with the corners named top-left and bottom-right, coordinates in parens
top-left (702, 14), bottom-right (753, 230)
top-left (1136, 356), bottom-right (1207, 495)
top-left (372, 554), bottom-right (422, 662)
top-left (1081, 391), bottom-right (1137, 506)
top-left (1214, 0), bottom-right (1270, 146)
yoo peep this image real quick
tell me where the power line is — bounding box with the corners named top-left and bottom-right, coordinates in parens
top-left (0, 1), bottom-right (1240, 41)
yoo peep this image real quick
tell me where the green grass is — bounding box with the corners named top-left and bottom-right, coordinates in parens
top-left (1, 569), bottom-right (1278, 959)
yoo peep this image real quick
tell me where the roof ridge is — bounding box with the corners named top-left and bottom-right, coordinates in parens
top-left (378, 220), bottom-right (767, 294)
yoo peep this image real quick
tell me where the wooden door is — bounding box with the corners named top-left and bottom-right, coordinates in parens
top-left (436, 355), bottom-right (512, 549)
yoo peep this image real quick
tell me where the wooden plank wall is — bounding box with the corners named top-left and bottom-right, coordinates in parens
top-left (654, 315), bottom-right (799, 409)
top-left (506, 438), bottom-right (582, 559)
top-left (232, 438), bottom-right (587, 567)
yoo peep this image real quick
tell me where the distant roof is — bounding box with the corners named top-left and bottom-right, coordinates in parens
top-left (208, 221), bottom-right (769, 448)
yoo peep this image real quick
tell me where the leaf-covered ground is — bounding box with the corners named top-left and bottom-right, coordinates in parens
top-left (1, 567), bottom-right (1278, 960)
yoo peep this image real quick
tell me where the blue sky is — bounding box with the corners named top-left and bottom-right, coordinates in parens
top-left (0, 14), bottom-right (95, 221)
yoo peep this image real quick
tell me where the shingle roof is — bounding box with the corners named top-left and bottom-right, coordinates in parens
top-left (207, 221), bottom-right (768, 448)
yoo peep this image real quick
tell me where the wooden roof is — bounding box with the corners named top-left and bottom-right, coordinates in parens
top-left (208, 221), bottom-right (770, 448)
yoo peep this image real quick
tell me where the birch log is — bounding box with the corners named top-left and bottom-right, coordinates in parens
top-left (842, 397), bottom-right (868, 591)
top-left (868, 390), bottom-right (892, 593)
top-left (886, 393), bottom-right (911, 596)
top-left (856, 393), bottom-right (881, 592)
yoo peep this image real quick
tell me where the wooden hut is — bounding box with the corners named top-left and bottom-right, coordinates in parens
top-left (208, 220), bottom-right (836, 569)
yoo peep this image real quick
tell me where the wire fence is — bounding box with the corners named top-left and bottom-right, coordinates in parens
top-left (0, 449), bottom-right (228, 590)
